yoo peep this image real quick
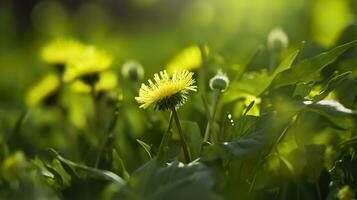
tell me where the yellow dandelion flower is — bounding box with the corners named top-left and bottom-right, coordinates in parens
top-left (1, 151), bottom-right (26, 182)
top-left (338, 185), bottom-right (355, 200)
top-left (64, 46), bottom-right (113, 82)
top-left (135, 70), bottom-right (197, 110)
top-left (166, 45), bottom-right (209, 73)
top-left (71, 71), bottom-right (118, 93)
top-left (41, 38), bottom-right (86, 66)
top-left (26, 74), bottom-right (60, 106)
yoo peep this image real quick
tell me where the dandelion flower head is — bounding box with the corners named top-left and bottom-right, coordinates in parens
top-left (71, 71), bottom-right (118, 93)
top-left (26, 74), bottom-right (60, 106)
top-left (135, 70), bottom-right (197, 110)
top-left (64, 46), bottom-right (112, 82)
top-left (41, 38), bottom-right (86, 66)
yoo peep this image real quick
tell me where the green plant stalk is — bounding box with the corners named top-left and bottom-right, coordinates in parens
top-left (268, 52), bottom-right (277, 75)
top-left (95, 104), bottom-right (120, 167)
top-left (198, 44), bottom-right (209, 95)
top-left (203, 89), bottom-right (221, 143)
top-left (315, 182), bottom-right (322, 200)
top-left (90, 85), bottom-right (102, 168)
top-left (171, 106), bottom-right (191, 163)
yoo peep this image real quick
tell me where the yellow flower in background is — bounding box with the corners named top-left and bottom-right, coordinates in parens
top-left (166, 45), bottom-right (209, 73)
top-left (26, 74), bottom-right (60, 106)
top-left (338, 185), bottom-right (355, 200)
top-left (41, 38), bottom-right (86, 66)
top-left (71, 71), bottom-right (118, 93)
top-left (64, 46), bottom-right (113, 82)
top-left (135, 70), bottom-right (197, 110)
top-left (1, 151), bottom-right (27, 182)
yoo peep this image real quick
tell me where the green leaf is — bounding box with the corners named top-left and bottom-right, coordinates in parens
top-left (136, 139), bottom-right (153, 159)
top-left (272, 40), bottom-right (357, 88)
top-left (287, 144), bottom-right (326, 182)
top-left (293, 83), bottom-right (311, 98)
top-left (335, 77), bottom-right (357, 108)
top-left (50, 149), bottom-right (125, 186)
top-left (304, 99), bottom-right (357, 129)
top-left (273, 49), bottom-right (300, 76)
top-left (116, 159), bottom-right (222, 200)
top-left (233, 49), bottom-right (300, 96)
top-left (312, 71), bottom-right (351, 102)
top-left (222, 115), bottom-right (258, 141)
top-left (181, 121), bottom-right (202, 159)
top-left (112, 149), bottom-right (130, 181)
top-left (202, 114), bottom-right (277, 162)
top-left (232, 70), bottom-right (271, 96)
top-left (44, 159), bottom-right (71, 189)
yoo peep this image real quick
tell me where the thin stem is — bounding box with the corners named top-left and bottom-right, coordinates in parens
top-left (203, 89), bottom-right (221, 143)
top-left (95, 105), bottom-right (120, 167)
top-left (171, 106), bottom-right (191, 163)
top-left (90, 86), bottom-right (102, 168)
top-left (315, 182), bottom-right (322, 200)
top-left (269, 52), bottom-right (277, 75)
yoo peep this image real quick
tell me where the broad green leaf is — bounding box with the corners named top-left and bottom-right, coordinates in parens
top-left (222, 115), bottom-right (258, 142)
top-left (272, 40), bottom-right (357, 88)
top-left (202, 114), bottom-right (278, 162)
top-left (273, 49), bottom-right (300, 76)
top-left (335, 77), bottom-right (357, 107)
top-left (116, 160), bottom-right (222, 200)
top-left (232, 70), bottom-right (271, 96)
top-left (293, 83), bottom-right (311, 98)
top-left (304, 99), bottom-right (357, 129)
top-left (202, 129), bottom-right (267, 162)
top-left (181, 121), bottom-right (202, 159)
top-left (312, 71), bottom-right (351, 102)
top-left (233, 49), bottom-right (300, 96)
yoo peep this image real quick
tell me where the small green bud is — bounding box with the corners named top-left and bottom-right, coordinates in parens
top-left (267, 27), bottom-right (289, 53)
top-left (209, 71), bottom-right (229, 91)
top-left (121, 60), bottom-right (144, 82)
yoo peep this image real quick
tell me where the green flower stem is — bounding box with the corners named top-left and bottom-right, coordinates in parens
top-left (171, 106), bottom-right (191, 164)
top-left (268, 52), bottom-right (277, 75)
top-left (95, 104), bottom-right (120, 168)
top-left (90, 85), bottom-right (102, 167)
top-left (203, 89), bottom-right (221, 143)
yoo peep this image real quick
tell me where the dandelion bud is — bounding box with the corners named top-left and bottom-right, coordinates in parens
top-left (267, 27), bottom-right (289, 53)
top-left (209, 71), bottom-right (229, 91)
top-left (122, 60), bottom-right (144, 82)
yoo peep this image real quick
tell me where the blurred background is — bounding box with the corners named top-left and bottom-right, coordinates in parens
top-left (1, 1), bottom-right (357, 199)
top-left (1, 0), bottom-right (356, 112)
